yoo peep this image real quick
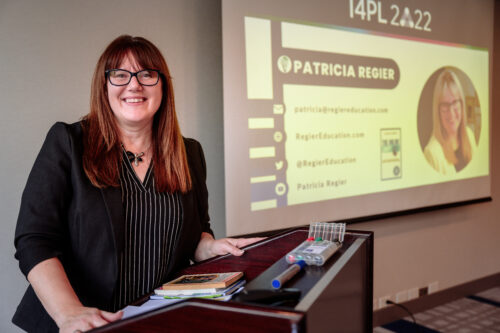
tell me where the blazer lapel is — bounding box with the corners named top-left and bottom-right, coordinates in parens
top-left (100, 186), bottom-right (125, 254)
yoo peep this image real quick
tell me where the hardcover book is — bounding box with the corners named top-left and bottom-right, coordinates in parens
top-left (159, 272), bottom-right (243, 291)
top-left (153, 279), bottom-right (246, 297)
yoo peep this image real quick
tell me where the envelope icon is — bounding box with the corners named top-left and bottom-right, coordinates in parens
top-left (273, 104), bottom-right (284, 114)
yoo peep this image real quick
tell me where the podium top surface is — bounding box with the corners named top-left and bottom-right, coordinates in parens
top-left (90, 228), bottom-right (373, 333)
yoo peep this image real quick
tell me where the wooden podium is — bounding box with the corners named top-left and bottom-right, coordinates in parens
top-left (92, 228), bottom-right (373, 332)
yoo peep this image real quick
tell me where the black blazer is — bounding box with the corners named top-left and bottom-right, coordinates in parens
top-left (13, 122), bottom-right (212, 332)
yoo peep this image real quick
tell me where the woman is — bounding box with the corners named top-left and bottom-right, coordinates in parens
top-left (424, 68), bottom-right (476, 175)
top-left (13, 35), bottom-right (260, 333)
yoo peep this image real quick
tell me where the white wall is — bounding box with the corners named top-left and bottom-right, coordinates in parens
top-left (1, 1), bottom-right (499, 332)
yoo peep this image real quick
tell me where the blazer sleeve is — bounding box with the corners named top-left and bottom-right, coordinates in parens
top-left (185, 137), bottom-right (213, 236)
top-left (14, 122), bottom-right (73, 277)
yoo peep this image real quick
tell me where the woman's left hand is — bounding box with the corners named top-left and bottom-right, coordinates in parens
top-left (194, 232), bottom-right (265, 262)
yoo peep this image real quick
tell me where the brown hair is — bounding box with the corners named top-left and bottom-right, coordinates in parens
top-left (431, 68), bottom-right (472, 165)
top-left (82, 35), bottom-right (191, 193)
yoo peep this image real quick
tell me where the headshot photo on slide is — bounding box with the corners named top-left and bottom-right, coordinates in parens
top-left (417, 66), bottom-right (481, 175)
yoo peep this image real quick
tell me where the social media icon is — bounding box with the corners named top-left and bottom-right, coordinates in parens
top-left (275, 161), bottom-right (283, 170)
top-left (275, 182), bottom-right (286, 195)
top-left (274, 131), bottom-right (283, 142)
top-left (273, 104), bottom-right (284, 114)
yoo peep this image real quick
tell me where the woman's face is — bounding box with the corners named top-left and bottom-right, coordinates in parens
top-left (438, 84), bottom-right (462, 137)
top-left (107, 54), bottom-right (162, 130)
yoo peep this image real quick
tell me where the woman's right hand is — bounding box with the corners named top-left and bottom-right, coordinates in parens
top-left (27, 258), bottom-right (122, 333)
top-left (57, 306), bottom-right (123, 333)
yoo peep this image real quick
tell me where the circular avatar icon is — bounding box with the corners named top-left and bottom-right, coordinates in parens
top-left (277, 55), bottom-right (292, 74)
top-left (417, 67), bottom-right (480, 175)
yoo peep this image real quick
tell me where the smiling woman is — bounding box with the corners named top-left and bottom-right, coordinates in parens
top-left (83, 35), bottom-right (184, 191)
top-left (12, 35), bottom-right (262, 333)
top-left (106, 63), bottom-right (163, 137)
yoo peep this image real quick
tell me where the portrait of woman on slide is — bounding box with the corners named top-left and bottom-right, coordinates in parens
top-left (424, 69), bottom-right (476, 175)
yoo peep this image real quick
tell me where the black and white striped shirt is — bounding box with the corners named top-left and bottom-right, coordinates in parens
top-left (113, 151), bottom-right (183, 310)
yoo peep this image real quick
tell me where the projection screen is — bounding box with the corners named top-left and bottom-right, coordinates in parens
top-left (222, 0), bottom-right (492, 235)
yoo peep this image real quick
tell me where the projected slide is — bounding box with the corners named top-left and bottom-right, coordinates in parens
top-left (223, 0), bottom-right (492, 235)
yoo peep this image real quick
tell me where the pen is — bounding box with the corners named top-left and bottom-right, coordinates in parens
top-left (272, 260), bottom-right (306, 289)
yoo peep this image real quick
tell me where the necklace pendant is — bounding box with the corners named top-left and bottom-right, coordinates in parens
top-left (126, 151), bottom-right (145, 166)
top-left (133, 152), bottom-right (145, 166)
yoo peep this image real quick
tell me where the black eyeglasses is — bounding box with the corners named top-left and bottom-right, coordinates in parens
top-left (105, 69), bottom-right (161, 86)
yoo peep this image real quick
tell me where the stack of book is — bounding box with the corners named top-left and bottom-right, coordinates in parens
top-left (152, 272), bottom-right (245, 300)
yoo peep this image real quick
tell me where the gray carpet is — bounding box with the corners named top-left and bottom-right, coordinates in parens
top-left (374, 287), bottom-right (500, 332)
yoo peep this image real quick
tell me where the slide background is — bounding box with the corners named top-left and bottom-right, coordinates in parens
top-left (223, 0), bottom-right (492, 235)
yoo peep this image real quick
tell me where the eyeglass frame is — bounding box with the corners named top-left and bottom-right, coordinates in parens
top-left (438, 99), bottom-right (462, 114)
top-left (105, 68), bottom-right (162, 86)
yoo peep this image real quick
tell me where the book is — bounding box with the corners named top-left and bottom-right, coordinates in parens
top-left (152, 279), bottom-right (246, 298)
top-left (155, 272), bottom-right (243, 295)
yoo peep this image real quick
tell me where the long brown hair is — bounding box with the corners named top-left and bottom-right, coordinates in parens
top-left (431, 68), bottom-right (472, 165)
top-left (82, 35), bottom-right (191, 193)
